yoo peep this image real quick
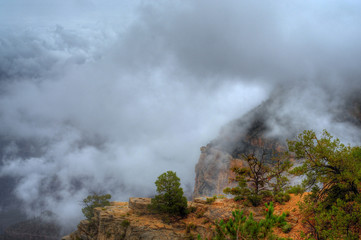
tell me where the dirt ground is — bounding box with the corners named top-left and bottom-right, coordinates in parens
top-left (273, 194), bottom-right (309, 239)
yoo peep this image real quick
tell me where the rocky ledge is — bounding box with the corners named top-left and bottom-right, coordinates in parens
top-left (62, 197), bottom-right (233, 240)
top-left (62, 195), bottom-right (304, 240)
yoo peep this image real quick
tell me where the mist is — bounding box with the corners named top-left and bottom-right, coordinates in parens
top-left (0, 0), bottom-right (361, 231)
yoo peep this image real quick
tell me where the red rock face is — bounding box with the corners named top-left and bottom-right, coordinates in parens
top-left (193, 104), bottom-right (284, 198)
top-left (193, 146), bottom-right (234, 198)
top-left (193, 136), bottom-right (283, 198)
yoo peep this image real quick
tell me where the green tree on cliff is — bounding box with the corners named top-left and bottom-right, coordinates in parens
top-left (269, 151), bottom-right (292, 203)
top-left (224, 150), bottom-right (271, 206)
top-left (149, 171), bottom-right (188, 217)
top-left (289, 130), bottom-right (361, 239)
top-left (82, 193), bottom-right (111, 221)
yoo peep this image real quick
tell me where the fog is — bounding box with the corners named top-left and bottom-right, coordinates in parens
top-left (0, 0), bottom-right (361, 231)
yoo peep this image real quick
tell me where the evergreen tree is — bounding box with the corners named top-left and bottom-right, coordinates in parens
top-left (224, 150), bottom-right (271, 206)
top-left (149, 171), bottom-right (188, 217)
top-left (82, 193), bottom-right (111, 221)
top-left (269, 151), bottom-right (292, 204)
top-left (289, 130), bottom-right (361, 239)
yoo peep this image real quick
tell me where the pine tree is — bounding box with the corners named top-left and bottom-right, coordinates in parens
top-left (289, 130), bottom-right (361, 239)
top-left (82, 193), bottom-right (111, 221)
top-left (224, 150), bottom-right (270, 206)
top-left (269, 151), bottom-right (292, 204)
top-left (149, 171), bottom-right (188, 217)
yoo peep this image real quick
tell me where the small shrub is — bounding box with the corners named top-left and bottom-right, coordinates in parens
top-left (216, 194), bottom-right (225, 199)
top-left (287, 185), bottom-right (305, 195)
top-left (206, 196), bottom-right (217, 204)
top-left (161, 215), bottom-right (171, 224)
top-left (198, 202), bottom-right (291, 239)
top-left (186, 223), bottom-right (196, 233)
top-left (121, 220), bottom-right (130, 228)
top-left (234, 195), bottom-right (244, 201)
top-left (282, 223), bottom-right (292, 233)
top-left (284, 211), bottom-right (290, 217)
top-left (274, 192), bottom-right (291, 204)
top-left (284, 193), bottom-right (291, 202)
top-left (262, 190), bottom-right (273, 198)
top-left (247, 194), bottom-right (262, 206)
top-left (196, 211), bottom-right (205, 218)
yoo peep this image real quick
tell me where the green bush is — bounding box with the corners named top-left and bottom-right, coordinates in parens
top-left (148, 171), bottom-right (188, 217)
top-left (196, 211), bottom-right (205, 218)
top-left (247, 194), bottom-right (262, 207)
top-left (121, 220), bottom-right (130, 228)
top-left (206, 196), bottom-right (217, 204)
top-left (274, 192), bottom-right (291, 204)
top-left (186, 223), bottom-right (196, 233)
top-left (262, 190), bottom-right (273, 198)
top-left (281, 223), bottom-right (292, 233)
top-left (81, 193), bottom-right (111, 221)
top-left (286, 185), bottom-right (305, 195)
top-left (198, 202), bottom-right (291, 240)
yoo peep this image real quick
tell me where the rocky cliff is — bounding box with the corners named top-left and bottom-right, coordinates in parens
top-left (193, 100), bottom-right (285, 198)
top-left (63, 196), bottom-right (305, 240)
top-left (63, 197), bottom-right (234, 240)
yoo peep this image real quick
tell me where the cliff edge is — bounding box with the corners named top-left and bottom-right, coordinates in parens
top-left (63, 195), bottom-right (305, 240)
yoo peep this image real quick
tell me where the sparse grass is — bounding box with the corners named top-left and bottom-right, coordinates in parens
top-left (202, 219), bottom-right (210, 224)
top-left (186, 223), bottom-right (196, 233)
top-left (196, 211), bottom-right (205, 218)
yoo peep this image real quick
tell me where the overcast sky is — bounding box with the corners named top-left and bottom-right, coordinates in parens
top-left (0, 0), bottom-right (361, 230)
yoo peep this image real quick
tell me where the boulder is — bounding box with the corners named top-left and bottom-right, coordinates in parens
top-left (128, 197), bottom-right (151, 212)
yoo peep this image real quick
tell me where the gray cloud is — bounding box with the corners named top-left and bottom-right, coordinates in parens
top-left (0, 0), bottom-right (361, 232)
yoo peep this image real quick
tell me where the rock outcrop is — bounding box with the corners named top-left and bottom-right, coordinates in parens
top-left (63, 195), bottom-right (308, 240)
top-left (193, 101), bottom-right (284, 198)
top-left (62, 197), bottom-right (264, 240)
